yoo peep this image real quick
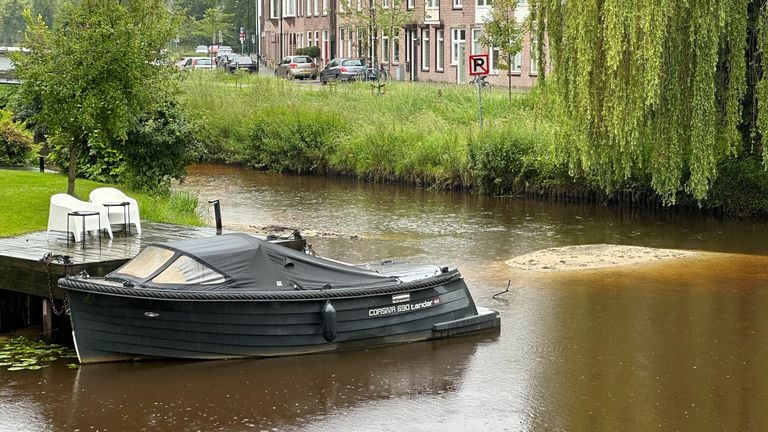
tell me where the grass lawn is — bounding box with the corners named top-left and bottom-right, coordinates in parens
top-left (0, 169), bottom-right (204, 237)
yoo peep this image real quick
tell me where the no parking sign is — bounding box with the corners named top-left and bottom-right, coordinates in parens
top-left (468, 54), bottom-right (489, 76)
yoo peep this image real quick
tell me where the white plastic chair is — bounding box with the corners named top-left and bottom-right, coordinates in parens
top-left (89, 187), bottom-right (142, 235)
top-left (47, 193), bottom-right (114, 242)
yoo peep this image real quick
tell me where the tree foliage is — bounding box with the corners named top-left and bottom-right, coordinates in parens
top-left (531, 0), bottom-right (752, 204)
top-left (14, 0), bottom-right (180, 194)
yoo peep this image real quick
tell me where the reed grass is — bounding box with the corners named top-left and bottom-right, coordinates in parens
top-left (178, 71), bottom-right (556, 189)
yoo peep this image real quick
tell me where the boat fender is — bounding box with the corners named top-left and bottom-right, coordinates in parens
top-left (321, 300), bottom-right (337, 342)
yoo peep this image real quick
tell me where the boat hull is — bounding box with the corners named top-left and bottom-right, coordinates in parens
top-left (62, 277), bottom-right (500, 364)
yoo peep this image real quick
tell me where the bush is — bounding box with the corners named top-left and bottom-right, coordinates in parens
top-left (468, 127), bottom-right (540, 194)
top-left (0, 110), bottom-right (35, 166)
top-left (246, 106), bottom-right (344, 174)
top-left (295, 46), bottom-right (320, 59)
top-left (704, 155), bottom-right (768, 217)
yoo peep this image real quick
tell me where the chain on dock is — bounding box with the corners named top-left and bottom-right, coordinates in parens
top-left (39, 252), bottom-right (73, 316)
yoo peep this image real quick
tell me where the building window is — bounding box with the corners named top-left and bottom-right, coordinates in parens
top-left (284, 0), bottom-right (296, 17)
top-left (451, 28), bottom-right (465, 65)
top-left (323, 0), bottom-right (328, 15)
top-left (382, 36), bottom-right (390, 62)
top-left (510, 51), bottom-right (522, 74)
top-left (471, 28), bottom-right (481, 55)
top-left (306, 0), bottom-right (312, 15)
top-left (490, 46), bottom-right (500, 73)
top-left (340, 28), bottom-right (346, 57)
top-left (307, 31), bottom-right (312, 46)
top-left (383, 0), bottom-right (390, 8)
top-left (453, 0), bottom-right (462, 8)
top-left (421, 28), bottom-right (430, 71)
top-left (270, 0), bottom-right (279, 19)
top-left (407, 0), bottom-right (414, 9)
top-left (436, 29), bottom-right (444, 71)
top-left (394, 37), bottom-right (400, 63)
top-left (314, 0), bottom-right (320, 15)
top-left (315, 30), bottom-right (320, 48)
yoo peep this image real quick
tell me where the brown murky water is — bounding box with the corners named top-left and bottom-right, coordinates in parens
top-left (2, 164), bottom-right (768, 431)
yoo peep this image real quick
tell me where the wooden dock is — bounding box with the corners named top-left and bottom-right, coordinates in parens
top-left (0, 222), bottom-right (304, 336)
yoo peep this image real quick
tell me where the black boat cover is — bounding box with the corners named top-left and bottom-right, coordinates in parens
top-left (110, 233), bottom-right (400, 291)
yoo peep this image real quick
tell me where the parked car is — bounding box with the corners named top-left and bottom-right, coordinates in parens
top-left (319, 58), bottom-right (367, 83)
top-left (216, 53), bottom-right (237, 68)
top-left (274, 55), bottom-right (319, 80)
top-left (181, 57), bottom-right (213, 70)
top-left (224, 56), bottom-right (258, 73)
top-left (194, 45), bottom-right (208, 54)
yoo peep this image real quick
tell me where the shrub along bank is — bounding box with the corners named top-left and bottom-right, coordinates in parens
top-left (179, 73), bottom-right (768, 218)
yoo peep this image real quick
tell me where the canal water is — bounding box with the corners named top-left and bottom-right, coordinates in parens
top-left (2, 163), bottom-right (768, 431)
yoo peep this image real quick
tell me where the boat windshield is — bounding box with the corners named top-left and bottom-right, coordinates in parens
top-left (151, 255), bottom-right (226, 285)
top-left (116, 246), bottom-right (175, 279)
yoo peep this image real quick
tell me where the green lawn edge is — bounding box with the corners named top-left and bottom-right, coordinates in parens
top-left (0, 169), bottom-right (204, 238)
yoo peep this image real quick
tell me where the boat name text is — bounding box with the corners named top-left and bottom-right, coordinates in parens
top-left (368, 297), bottom-right (441, 317)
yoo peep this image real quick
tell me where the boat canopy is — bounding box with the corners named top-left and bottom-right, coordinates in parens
top-left (110, 233), bottom-right (399, 291)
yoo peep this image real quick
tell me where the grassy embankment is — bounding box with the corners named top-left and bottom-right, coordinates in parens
top-left (179, 72), bottom-right (559, 192)
top-left (0, 169), bottom-right (203, 238)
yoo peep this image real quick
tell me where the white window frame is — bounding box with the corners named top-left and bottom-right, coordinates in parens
top-left (436, 29), bottom-right (444, 71)
top-left (314, 0), bottom-right (320, 15)
top-left (270, 0), bottom-right (279, 19)
top-left (407, 0), bottom-right (415, 9)
top-left (284, 0), bottom-right (296, 17)
top-left (382, 35), bottom-right (390, 62)
top-left (393, 36), bottom-right (400, 63)
top-left (306, 0), bottom-right (312, 15)
top-left (421, 28), bottom-right (430, 71)
top-left (453, 0), bottom-right (462, 8)
top-left (471, 28), bottom-right (482, 55)
top-left (451, 28), bottom-right (465, 65)
top-left (323, 0), bottom-right (328, 15)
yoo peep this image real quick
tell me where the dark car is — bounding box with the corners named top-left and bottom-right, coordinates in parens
top-left (319, 58), bottom-right (367, 84)
top-left (224, 55), bottom-right (259, 73)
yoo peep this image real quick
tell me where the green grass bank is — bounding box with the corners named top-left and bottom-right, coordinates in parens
top-left (178, 72), bottom-right (768, 217)
top-left (0, 169), bottom-right (203, 238)
top-left (179, 72), bottom-right (559, 192)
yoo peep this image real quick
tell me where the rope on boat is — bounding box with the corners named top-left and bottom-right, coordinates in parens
top-left (57, 270), bottom-right (462, 302)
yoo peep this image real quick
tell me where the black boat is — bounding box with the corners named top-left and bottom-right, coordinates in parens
top-left (58, 233), bottom-right (500, 364)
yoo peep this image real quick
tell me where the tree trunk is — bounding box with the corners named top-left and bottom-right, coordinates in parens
top-left (67, 137), bottom-right (78, 195)
top-left (508, 54), bottom-right (513, 102)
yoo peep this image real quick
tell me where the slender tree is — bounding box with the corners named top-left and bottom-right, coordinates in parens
top-left (14, 0), bottom-right (178, 195)
top-left (479, 0), bottom-right (524, 101)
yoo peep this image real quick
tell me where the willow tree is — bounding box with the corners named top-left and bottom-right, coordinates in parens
top-left (531, 0), bottom-right (753, 203)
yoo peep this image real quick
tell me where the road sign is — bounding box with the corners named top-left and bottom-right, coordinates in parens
top-left (239, 28), bottom-right (246, 43)
top-left (468, 54), bottom-right (489, 76)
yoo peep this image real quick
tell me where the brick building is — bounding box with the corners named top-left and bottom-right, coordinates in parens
top-left (261, 0), bottom-right (539, 88)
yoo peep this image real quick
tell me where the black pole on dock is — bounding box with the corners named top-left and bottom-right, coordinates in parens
top-left (208, 199), bottom-right (222, 235)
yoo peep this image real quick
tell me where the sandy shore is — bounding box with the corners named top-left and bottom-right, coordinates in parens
top-left (506, 244), bottom-right (698, 272)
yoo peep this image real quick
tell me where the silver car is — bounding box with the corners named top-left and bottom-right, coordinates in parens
top-left (274, 55), bottom-right (319, 80)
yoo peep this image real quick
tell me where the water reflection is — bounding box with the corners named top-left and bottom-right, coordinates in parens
top-left (59, 336), bottom-right (485, 431)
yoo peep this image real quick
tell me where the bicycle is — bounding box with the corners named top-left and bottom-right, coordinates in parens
top-left (469, 75), bottom-right (491, 89)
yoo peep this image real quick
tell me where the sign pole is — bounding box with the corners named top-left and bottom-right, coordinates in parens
top-left (468, 54), bottom-right (489, 133)
top-left (478, 78), bottom-right (483, 131)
